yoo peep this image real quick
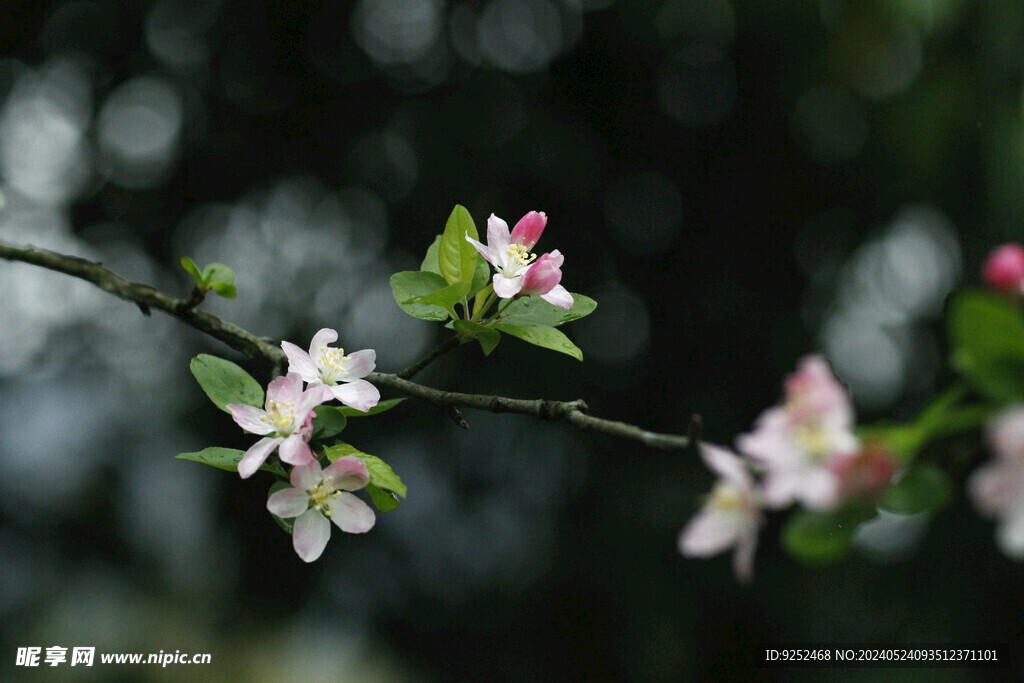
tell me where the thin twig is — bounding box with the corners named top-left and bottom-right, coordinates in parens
top-left (0, 238), bottom-right (692, 451)
top-left (397, 334), bottom-right (463, 379)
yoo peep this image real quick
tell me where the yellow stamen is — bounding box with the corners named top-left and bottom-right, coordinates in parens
top-left (506, 243), bottom-right (537, 267)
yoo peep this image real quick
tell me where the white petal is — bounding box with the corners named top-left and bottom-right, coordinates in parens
top-left (342, 349), bottom-right (376, 379)
top-left (466, 235), bottom-right (497, 268)
top-left (328, 492), bottom-right (376, 533)
top-left (278, 434), bottom-right (314, 466)
top-left (540, 284), bottom-right (574, 309)
top-left (492, 273), bottom-right (524, 298)
top-left (237, 437), bottom-right (282, 479)
top-left (700, 444), bottom-right (753, 492)
top-left (282, 341), bottom-right (319, 383)
top-left (324, 456), bottom-right (370, 491)
top-left (331, 380), bottom-right (380, 412)
top-left (266, 373), bottom-right (303, 406)
top-left (797, 468), bottom-right (841, 511)
top-left (267, 487), bottom-right (311, 518)
top-left (291, 460), bottom-right (325, 489)
top-left (679, 508), bottom-right (742, 557)
top-left (487, 213), bottom-right (511, 252)
top-left (228, 404), bottom-right (274, 435)
top-left (292, 509), bottom-right (331, 562)
top-left (308, 328), bottom-right (339, 358)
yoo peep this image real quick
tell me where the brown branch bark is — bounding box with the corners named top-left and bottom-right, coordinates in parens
top-left (0, 238), bottom-right (695, 451)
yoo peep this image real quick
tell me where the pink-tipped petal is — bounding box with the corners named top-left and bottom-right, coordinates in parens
top-left (466, 235), bottom-right (497, 267)
top-left (267, 487), bottom-right (311, 518)
top-left (342, 349), bottom-right (376, 379)
top-left (278, 434), bottom-right (314, 466)
top-left (237, 437), bottom-right (282, 479)
top-left (510, 210), bottom-right (547, 250)
top-left (486, 213), bottom-right (512, 252)
top-left (292, 508), bottom-right (331, 562)
top-left (328, 492), bottom-right (376, 533)
top-left (308, 328), bottom-right (339, 357)
top-left (228, 404), bottom-right (275, 435)
top-left (540, 284), bottom-right (574, 309)
top-left (281, 341), bottom-right (320, 383)
top-left (492, 272), bottom-right (524, 298)
top-left (331, 380), bottom-right (380, 412)
top-left (266, 372), bottom-right (304, 406)
top-left (520, 253), bottom-right (563, 296)
top-left (291, 460), bottom-right (325, 489)
top-left (324, 456), bottom-right (371, 491)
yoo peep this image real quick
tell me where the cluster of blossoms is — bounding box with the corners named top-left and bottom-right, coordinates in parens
top-left (969, 407), bottom-right (1024, 558)
top-left (467, 210), bottom-right (573, 310)
top-left (679, 355), bottom-right (896, 582)
top-left (226, 328), bottom-right (379, 562)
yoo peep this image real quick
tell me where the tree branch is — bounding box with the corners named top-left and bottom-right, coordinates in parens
top-left (0, 238), bottom-right (694, 451)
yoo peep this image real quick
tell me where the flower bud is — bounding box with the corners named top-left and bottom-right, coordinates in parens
top-left (510, 211), bottom-right (547, 251)
top-left (983, 243), bottom-right (1024, 293)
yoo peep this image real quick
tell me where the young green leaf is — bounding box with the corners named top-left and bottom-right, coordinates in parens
top-left (781, 507), bottom-right (875, 565)
top-left (497, 293), bottom-right (597, 327)
top-left (176, 446), bottom-right (286, 478)
top-left (390, 271), bottom-right (454, 321)
top-left (879, 463), bottom-right (952, 515)
top-left (335, 397), bottom-right (406, 417)
top-left (495, 322), bottom-right (583, 361)
top-left (189, 354), bottom-right (265, 413)
top-left (180, 256), bottom-right (203, 284)
top-left (311, 406), bottom-right (348, 439)
top-left (948, 290), bottom-right (1024, 401)
top-left (453, 320), bottom-right (501, 355)
top-left (438, 204), bottom-right (479, 287)
top-left (420, 235), bottom-right (443, 275)
top-left (366, 483), bottom-right (401, 512)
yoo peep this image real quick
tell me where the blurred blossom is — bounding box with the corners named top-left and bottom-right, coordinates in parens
top-left (477, 0), bottom-right (565, 74)
top-left (0, 58), bottom-right (93, 205)
top-left (657, 44), bottom-right (736, 127)
top-left (791, 86), bottom-right (869, 164)
top-left (818, 204), bottom-right (960, 408)
top-left (145, 0), bottom-right (222, 73)
top-left (97, 76), bottom-right (184, 189)
top-left (353, 0), bottom-right (444, 67)
top-left (604, 171), bottom-right (683, 255)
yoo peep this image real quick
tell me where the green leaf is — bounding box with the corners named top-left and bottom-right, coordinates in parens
top-left (948, 290), bottom-right (1024, 401)
top-left (336, 397), bottom-right (406, 417)
top-left (390, 271), bottom-right (453, 321)
top-left (417, 280), bottom-right (471, 307)
top-left (190, 354), bottom-right (264, 413)
top-left (176, 446), bottom-right (286, 478)
top-left (311, 406), bottom-right (348, 439)
top-left (497, 293), bottom-right (597, 327)
top-left (453, 320), bottom-right (501, 356)
top-left (323, 443), bottom-right (407, 498)
top-left (366, 483), bottom-right (401, 512)
top-left (439, 204), bottom-right (479, 287)
top-left (420, 235), bottom-right (442, 275)
top-left (879, 463), bottom-right (952, 515)
top-left (781, 507), bottom-right (875, 565)
top-left (268, 481), bottom-right (294, 533)
top-left (201, 262), bottom-right (235, 287)
top-left (468, 256), bottom-right (491, 298)
top-left (495, 322), bottom-right (583, 361)
top-left (180, 256), bottom-right (203, 284)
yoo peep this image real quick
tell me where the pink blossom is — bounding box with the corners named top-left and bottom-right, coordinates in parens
top-left (267, 456), bottom-right (376, 562)
top-left (227, 373), bottom-right (334, 479)
top-left (466, 211), bottom-right (572, 307)
top-left (736, 355), bottom-right (858, 510)
top-left (281, 328), bottom-right (380, 413)
top-left (679, 444), bottom-right (762, 583)
top-left (983, 243), bottom-right (1024, 293)
top-left (969, 407), bottom-right (1024, 558)
top-left (829, 445), bottom-right (897, 501)
top-left (519, 250), bottom-right (573, 309)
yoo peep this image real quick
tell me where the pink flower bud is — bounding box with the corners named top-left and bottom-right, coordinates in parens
top-left (510, 211), bottom-right (547, 250)
top-left (983, 243), bottom-right (1024, 293)
top-left (520, 251), bottom-right (564, 296)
